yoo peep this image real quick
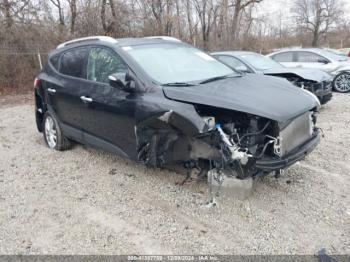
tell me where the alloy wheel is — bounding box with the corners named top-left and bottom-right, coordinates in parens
top-left (334, 72), bottom-right (350, 93)
top-left (44, 116), bottom-right (57, 148)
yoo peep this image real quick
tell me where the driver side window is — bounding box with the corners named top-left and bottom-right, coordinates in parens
top-left (87, 47), bottom-right (127, 83)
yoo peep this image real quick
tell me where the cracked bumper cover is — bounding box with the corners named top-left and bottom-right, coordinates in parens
top-left (255, 129), bottom-right (321, 171)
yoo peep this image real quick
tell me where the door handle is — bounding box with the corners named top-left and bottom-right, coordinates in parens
top-left (80, 96), bottom-right (93, 103)
top-left (47, 88), bottom-right (56, 93)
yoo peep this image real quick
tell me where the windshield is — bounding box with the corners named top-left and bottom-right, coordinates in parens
top-left (239, 53), bottom-right (283, 70)
top-left (124, 43), bottom-right (235, 84)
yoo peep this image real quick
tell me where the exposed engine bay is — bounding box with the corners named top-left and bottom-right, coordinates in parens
top-left (136, 105), bottom-right (319, 182)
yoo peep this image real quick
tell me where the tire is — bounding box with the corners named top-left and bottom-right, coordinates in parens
top-left (333, 72), bottom-right (350, 93)
top-left (43, 112), bottom-right (71, 151)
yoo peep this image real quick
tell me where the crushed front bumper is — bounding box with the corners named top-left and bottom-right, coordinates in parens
top-left (255, 129), bottom-right (321, 171)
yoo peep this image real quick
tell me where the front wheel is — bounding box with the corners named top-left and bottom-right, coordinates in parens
top-left (333, 72), bottom-right (350, 93)
top-left (43, 112), bottom-right (71, 151)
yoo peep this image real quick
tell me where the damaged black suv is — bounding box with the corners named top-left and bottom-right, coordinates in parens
top-left (34, 36), bottom-right (321, 181)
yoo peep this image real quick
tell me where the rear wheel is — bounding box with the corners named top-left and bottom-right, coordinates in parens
top-left (333, 72), bottom-right (350, 93)
top-left (43, 112), bottom-right (71, 151)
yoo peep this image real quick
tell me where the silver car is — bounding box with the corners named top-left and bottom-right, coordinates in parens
top-left (211, 51), bottom-right (332, 105)
top-left (267, 48), bottom-right (350, 93)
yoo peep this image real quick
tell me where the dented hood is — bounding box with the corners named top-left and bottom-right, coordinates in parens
top-left (162, 74), bottom-right (318, 123)
top-left (263, 67), bottom-right (332, 82)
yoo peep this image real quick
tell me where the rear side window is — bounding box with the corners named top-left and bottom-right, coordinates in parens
top-left (87, 47), bottom-right (127, 83)
top-left (296, 51), bottom-right (327, 63)
top-left (49, 55), bottom-right (60, 71)
top-left (272, 52), bottom-right (294, 62)
top-left (60, 47), bottom-right (88, 78)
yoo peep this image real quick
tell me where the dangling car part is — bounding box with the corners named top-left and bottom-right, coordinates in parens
top-left (34, 36), bottom-right (321, 191)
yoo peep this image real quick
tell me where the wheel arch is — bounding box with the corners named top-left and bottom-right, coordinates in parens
top-left (35, 89), bottom-right (46, 132)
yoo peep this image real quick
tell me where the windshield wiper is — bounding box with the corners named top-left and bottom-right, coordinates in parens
top-left (199, 74), bottom-right (240, 84)
top-left (161, 82), bottom-right (198, 87)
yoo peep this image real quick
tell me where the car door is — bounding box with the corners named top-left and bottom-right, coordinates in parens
top-left (80, 46), bottom-right (137, 158)
top-left (295, 51), bottom-right (331, 70)
top-left (215, 55), bottom-right (254, 73)
top-left (270, 51), bottom-right (297, 68)
top-left (46, 47), bottom-right (89, 140)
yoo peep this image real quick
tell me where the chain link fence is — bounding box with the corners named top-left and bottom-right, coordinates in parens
top-left (0, 46), bottom-right (51, 94)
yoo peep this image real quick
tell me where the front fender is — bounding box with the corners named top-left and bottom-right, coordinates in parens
top-left (333, 66), bottom-right (350, 75)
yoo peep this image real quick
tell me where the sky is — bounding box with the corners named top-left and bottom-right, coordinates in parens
top-left (257, 0), bottom-right (350, 20)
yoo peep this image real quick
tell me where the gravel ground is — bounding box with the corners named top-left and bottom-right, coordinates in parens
top-left (0, 93), bottom-right (349, 255)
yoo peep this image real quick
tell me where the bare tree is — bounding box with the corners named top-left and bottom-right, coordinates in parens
top-left (101, 0), bottom-right (120, 36)
top-left (229, 0), bottom-right (263, 43)
top-left (50, 0), bottom-right (65, 35)
top-left (67, 0), bottom-right (76, 35)
top-left (1, 0), bottom-right (13, 28)
top-left (149, 0), bottom-right (174, 35)
top-left (101, 0), bottom-right (108, 32)
top-left (184, 0), bottom-right (196, 43)
top-left (193, 0), bottom-right (221, 50)
top-left (292, 0), bottom-right (343, 47)
top-left (0, 0), bottom-right (33, 29)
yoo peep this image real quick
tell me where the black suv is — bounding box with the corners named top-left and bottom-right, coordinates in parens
top-left (35, 36), bottom-right (321, 180)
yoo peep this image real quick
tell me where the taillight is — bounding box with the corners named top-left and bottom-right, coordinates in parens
top-left (34, 77), bottom-right (41, 89)
top-left (348, 51), bottom-right (350, 57)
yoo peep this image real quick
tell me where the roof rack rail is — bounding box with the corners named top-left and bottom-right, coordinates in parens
top-left (144, 36), bottom-right (181, 42)
top-left (57, 36), bottom-right (118, 49)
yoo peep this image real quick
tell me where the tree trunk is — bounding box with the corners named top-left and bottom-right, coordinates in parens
top-left (232, 0), bottom-right (241, 43)
top-left (151, 0), bottom-right (164, 35)
top-left (312, 28), bottom-right (320, 47)
top-left (49, 0), bottom-right (65, 37)
top-left (69, 0), bottom-right (77, 35)
top-left (101, 0), bottom-right (107, 33)
top-left (3, 0), bottom-right (13, 28)
top-left (164, 0), bottom-right (172, 36)
top-left (312, 0), bottom-right (322, 47)
top-left (185, 0), bottom-right (194, 44)
top-left (109, 0), bottom-right (117, 19)
top-left (175, 0), bottom-right (182, 38)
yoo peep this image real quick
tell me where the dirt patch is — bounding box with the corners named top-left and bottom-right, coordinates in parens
top-left (0, 92), bottom-right (33, 108)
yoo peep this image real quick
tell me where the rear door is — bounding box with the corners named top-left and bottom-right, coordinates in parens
top-left (295, 51), bottom-right (331, 70)
top-left (270, 51), bottom-right (298, 68)
top-left (47, 47), bottom-right (89, 139)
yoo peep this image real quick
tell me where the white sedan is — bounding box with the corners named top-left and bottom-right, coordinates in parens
top-left (268, 48), bottom-right (350, 93)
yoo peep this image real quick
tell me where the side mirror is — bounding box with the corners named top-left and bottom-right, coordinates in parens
top-left (236, 65), bottom-right (250, 73)
top-left (108, 72), bottom-right (136, 93)
top-left (317, 58), bottom-right (329, 64)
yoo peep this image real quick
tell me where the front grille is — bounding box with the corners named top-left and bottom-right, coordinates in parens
top-left (279, 112), bottom-right (313, 156)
